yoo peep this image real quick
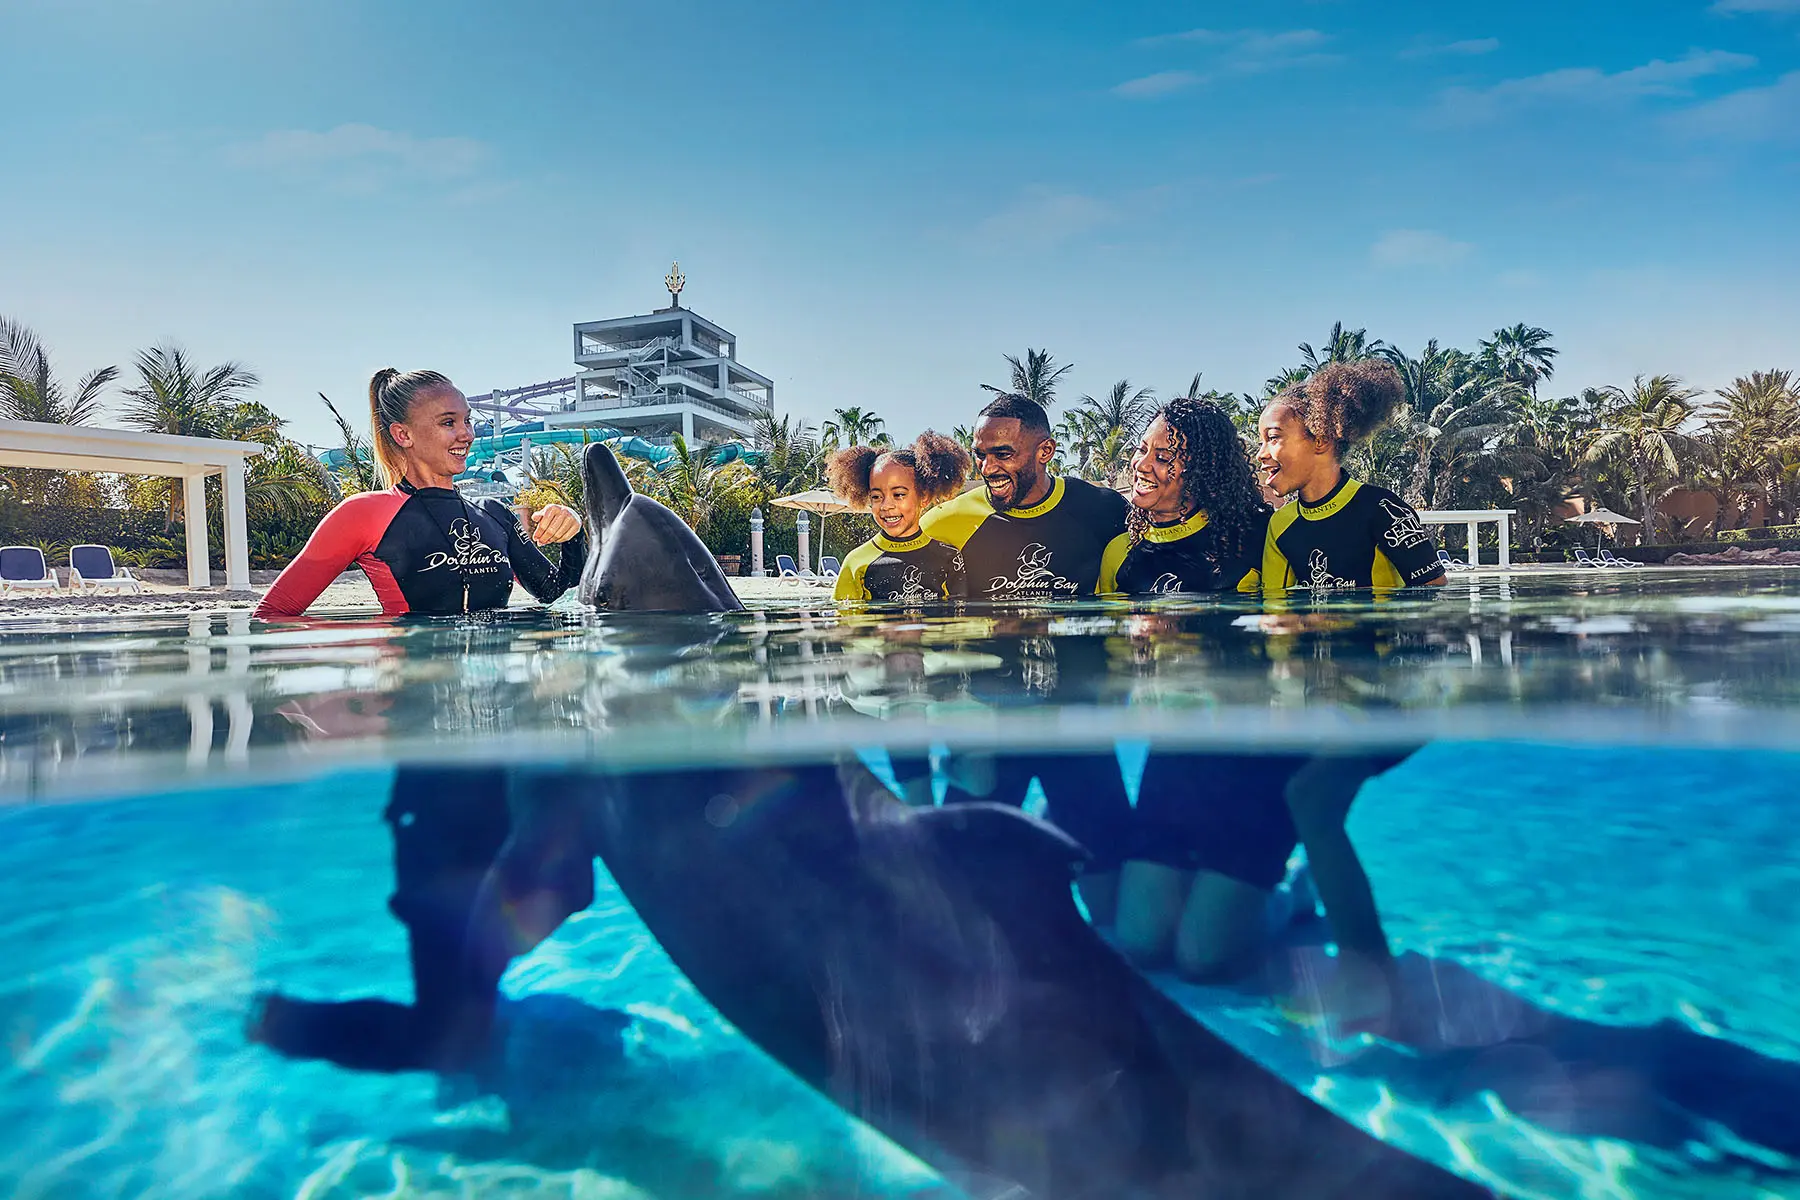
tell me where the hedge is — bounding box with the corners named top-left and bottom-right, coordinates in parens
top-left (1718, 523), bottom-right (1800, 543)
top-left (0, 501), bottom-right (174, 551)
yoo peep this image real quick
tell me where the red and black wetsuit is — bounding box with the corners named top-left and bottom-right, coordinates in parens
top-left (255, 481), bottom-right (587, 619)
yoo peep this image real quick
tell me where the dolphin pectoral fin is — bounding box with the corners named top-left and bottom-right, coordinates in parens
top-left (582, 441), bottom-right (633, 530)
top-left (913, 802), bottom-right (1092, 882)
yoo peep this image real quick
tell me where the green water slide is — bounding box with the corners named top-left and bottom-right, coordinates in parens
top-left (318, 426), bottom-right (764, 472)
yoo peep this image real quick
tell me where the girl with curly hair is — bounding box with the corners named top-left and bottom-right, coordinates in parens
top-left (1107, 396), bottom-right (1270, 595)
top-left (1256, 360), bottom-right (1445, 592)
top-left (827, 430), bottom-right (970, 603)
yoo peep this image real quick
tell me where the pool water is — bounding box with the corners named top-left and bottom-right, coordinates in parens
top-left (2, 570), bottom-right (1799, 1199)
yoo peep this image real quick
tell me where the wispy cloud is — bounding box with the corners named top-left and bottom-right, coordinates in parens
top-left (1118, 27), bottom-right (1338, 97)
top-left (1400, 37), bottom-right (1500, 60)
top-left (1670, 70), bottom-right (1800, 140)
top-left (1434, 50), bottom-right (1757, 123)
top-left (1710, 0), bottom-right (1800, 13)
top-left (974, 186), bottom-right (1117, 249)
top-left (1114, 71), bottom-right (1201, 99)
top-left (1371, 229), bottom-right (1473, 269)
top-left (228, 124), bottom-right (490, 193)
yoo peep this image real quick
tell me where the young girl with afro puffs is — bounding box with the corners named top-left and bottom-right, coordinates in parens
top-left (827, 431), bottom-right (971, 604)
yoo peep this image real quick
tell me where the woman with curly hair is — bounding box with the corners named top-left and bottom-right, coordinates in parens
top-left (1118, 366), bottom-right (1431, 1035)
top-left (828, 430), bottom-right (970, 603)
top-left (1257, 360), bottom-right (1445, 592)
top-left (1106, 396), bottom-right (1270, 595)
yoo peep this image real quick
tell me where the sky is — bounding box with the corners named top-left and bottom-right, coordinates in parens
top-left (4, 0), bottom-right (1798, 448)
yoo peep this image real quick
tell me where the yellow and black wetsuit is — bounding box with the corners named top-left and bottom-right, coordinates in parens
top-left (834, 531), bottom-right (967, 602)
top-left (1262, 474), bottom-right (1444, 593)
top-left (1107, 507), bottom-right (1271, 595)
top-left (922, 476), bottom-right (1130, 601)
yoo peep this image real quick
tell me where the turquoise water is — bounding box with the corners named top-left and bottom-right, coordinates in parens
top-left (3, 571), bottom-right (1800, 1198)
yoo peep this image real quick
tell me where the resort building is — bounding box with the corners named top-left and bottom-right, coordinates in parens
top-left (554, 267), bottom-right (775, 444)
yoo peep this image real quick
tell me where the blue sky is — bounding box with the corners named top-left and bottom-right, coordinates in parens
top-left (4, 0), bottom-right (1798, 447)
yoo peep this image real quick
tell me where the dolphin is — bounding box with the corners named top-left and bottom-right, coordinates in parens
top-left (540, 761), bottom-right (1493, 1200)
top-left (577, 440), bottom-right (744, 612)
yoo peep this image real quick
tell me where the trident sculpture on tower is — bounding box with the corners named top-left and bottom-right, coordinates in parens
top-left (665, 261), bottom-right (685, 309)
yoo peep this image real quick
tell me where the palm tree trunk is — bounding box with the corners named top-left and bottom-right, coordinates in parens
top-left (1406, 436), bottom-right (1430, 507)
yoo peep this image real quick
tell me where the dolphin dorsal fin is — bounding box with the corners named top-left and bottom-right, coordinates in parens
top-left (583, 441), bottom-right (633, 529)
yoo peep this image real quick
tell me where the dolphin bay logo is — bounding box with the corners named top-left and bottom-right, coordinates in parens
top-left (985, 543), bottom-right (1080, 599)
top-left (1305, 548), bottom-right (1359, 591)
top-left (422, 518), bottom-right (510, 576)
top-left (1378, 499), bottom-right (1431, 551)
top-left (885, 565), bottom-right (932, 603)
top-left (1149, 572), bottom-right (1183, 594)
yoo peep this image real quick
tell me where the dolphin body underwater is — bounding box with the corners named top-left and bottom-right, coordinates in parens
top-left (538, 764), bottom-right (1492, 1200)
top-left (576, 439), bottom-right (744, 612)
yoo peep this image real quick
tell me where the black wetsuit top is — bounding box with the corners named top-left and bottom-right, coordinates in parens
top-left (1262, 475), bottom-right (1444, 592)
top-left (922, 476), bottom-right (1130, 601)
top-left (258, 483), bottom-right (587, 617)
top-left (835, 532), bottom-right (967, 602)
top-left (1112, 507), bottom-right (1272, 595)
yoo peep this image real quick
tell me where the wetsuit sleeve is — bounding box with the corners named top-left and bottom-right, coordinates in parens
top-left (834, 540), bottom-right (878, 602)
top-left (1097, 531), bottom-right (1132, 595)
top-left (1261, 504), bottom-right (1298, 595)
top-left (1235, 508), bottom-right (1270, 593)
top-left (920, 488), bottom-right (991, 551)
top-left (1368, 491), bottom-right (1445, 586)
top-left (482, 499), bottom-right (589, 604)
top-left (255, 492), bottom-right (398, 619)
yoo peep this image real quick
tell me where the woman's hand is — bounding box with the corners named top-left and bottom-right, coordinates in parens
top-left (528, 503), bottom-right (583, 545)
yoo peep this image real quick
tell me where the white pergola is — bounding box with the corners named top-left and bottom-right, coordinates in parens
top-left (1418, 508), bottom-right (1518, 569)
top-left (0, 419), bottom-right (265, 589)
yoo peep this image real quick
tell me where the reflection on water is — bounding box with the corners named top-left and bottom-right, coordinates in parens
top-left (4, 570), bottom-right (1800, 798)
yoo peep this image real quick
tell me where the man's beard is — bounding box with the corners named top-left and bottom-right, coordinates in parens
top-left (988, 464), bottom-right (1042, 513)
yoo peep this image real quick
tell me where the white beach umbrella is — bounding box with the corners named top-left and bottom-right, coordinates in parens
top-left (1565, 507), bottom-right (1641, 549)
top-left (772, 488), bottom-right (852, 571)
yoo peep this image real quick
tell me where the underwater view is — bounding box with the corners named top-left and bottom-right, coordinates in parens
top-left (3, 571), bottom-right (1799, 1199)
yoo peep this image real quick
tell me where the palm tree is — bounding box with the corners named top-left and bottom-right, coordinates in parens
top-left (981, 348), bottom-right (1074, 409)
top-left (638, 434), bottom-right (758, 539)
top-left (820, 406), bottom-right (888, 453)
top-left (119, 344), bottom-right (260, 523)
top-left (1055, 411), bottom-right (1099, 477)
top-left (1705, 370), bottom-right (1800, 524)
top-left (1263, 366), bottom-right (1310, 397)
top-left (1071, 379), bottom-right (1154, 483)
top-left (320, 393), bottom-right (380, 495)
top-left (0, 317), bottom-right (120, 504)
top-left (1298, 322), bottom-right (1389, 374)
top-left (1586, 375), bottom-right (1704, 535)
top-left (1478, 324), bottom-right (1558, 398)
top-left (951, 424), bottom-right (977, 456)
top-left (750, 412), bottom-right (823, 493)
top-left (0, 316), bottom-right (117, 425)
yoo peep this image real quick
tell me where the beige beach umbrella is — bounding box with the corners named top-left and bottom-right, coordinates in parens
top-left (772, 488), bottom-right (852, 572)
top-left (1565, 507), bottom-right (1641, 549)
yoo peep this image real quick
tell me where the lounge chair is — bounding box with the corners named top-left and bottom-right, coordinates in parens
top-left (1436, 548), bottom-right (1471, 572)
top-left (820, 555), bottom-right (841, 579)
top-left (69, 544), bottom-right (144, 592)
top-left (0, 546), bottom-right (62, 595)
top-left (775, 553), bottom-right (821, 581)
top-left (1570, 548), bottom-right (1601, 568)
top-left (1599, 548), bottom-right (1641, 569)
